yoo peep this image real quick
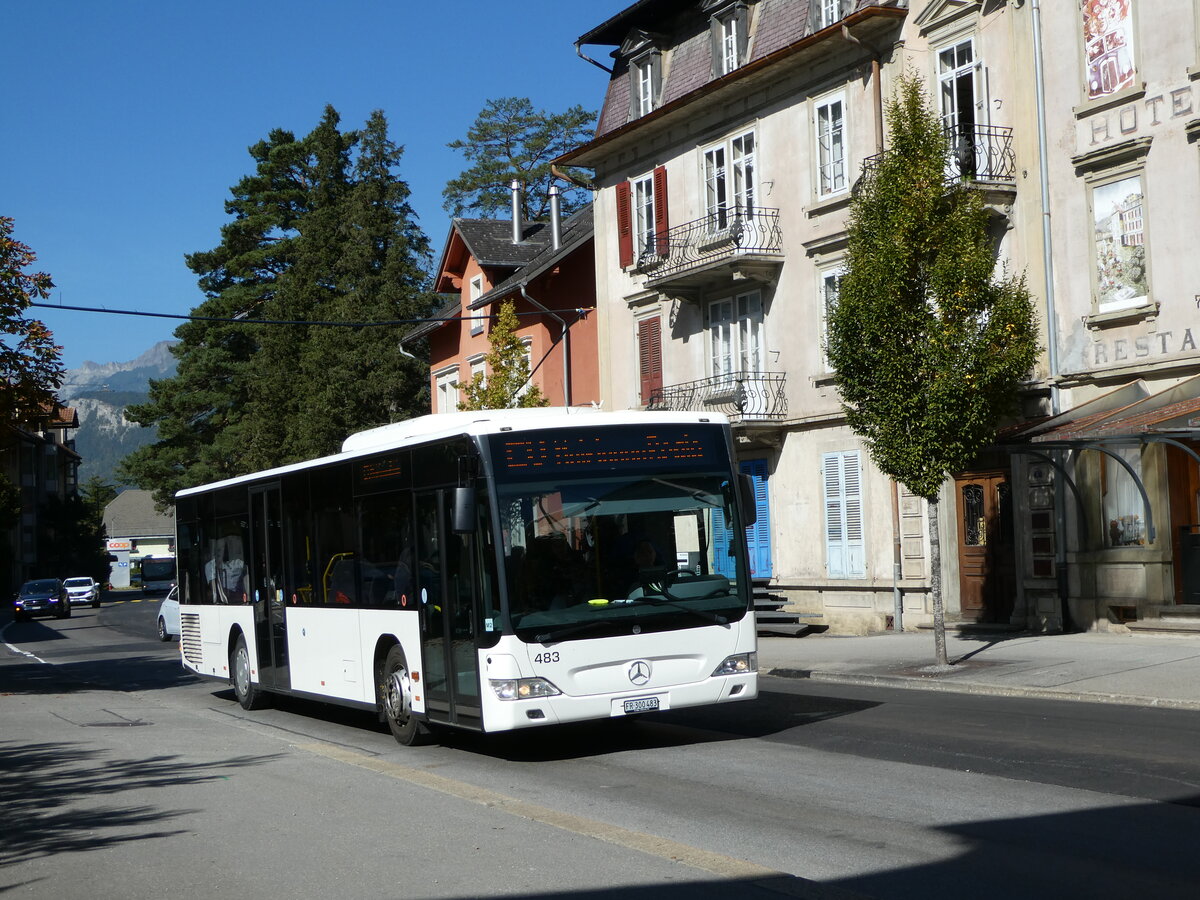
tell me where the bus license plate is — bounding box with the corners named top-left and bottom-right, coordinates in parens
top-left (623, 697), bottom-right (659, 714)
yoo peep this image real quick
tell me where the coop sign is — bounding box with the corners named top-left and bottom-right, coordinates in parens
top-left (107, 539), bottom-right (132, 551)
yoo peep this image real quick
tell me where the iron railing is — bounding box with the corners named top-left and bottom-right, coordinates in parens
top-left (861, 124), bottom-right (1016, 183)
top-left (647, 371), bottom-right (788, 421)
top-left (636, 208), bottom-right (783, 282)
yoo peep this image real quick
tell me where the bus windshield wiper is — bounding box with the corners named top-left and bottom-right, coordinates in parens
top-left (534, 618), bottom-right (619, 646)
top-left (626, 594), bottom-right (729, 627)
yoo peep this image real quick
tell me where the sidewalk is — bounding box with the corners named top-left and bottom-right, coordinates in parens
top-left (757, 629), bottom-right (1200, 711)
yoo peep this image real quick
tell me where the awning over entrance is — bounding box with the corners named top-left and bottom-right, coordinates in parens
top-left (1028, 374), bottom-right (1200, 444)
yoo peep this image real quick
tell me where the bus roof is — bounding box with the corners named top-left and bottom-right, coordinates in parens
top-left (174, 407), bottom-right (731, 500)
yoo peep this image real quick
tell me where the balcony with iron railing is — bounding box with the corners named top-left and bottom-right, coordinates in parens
top-left (862, 123), bottom-right (1016, 184)
top-left (637, 207), bottom-right (784, 293)
top-left (647, 371), bottom-right (788, 423)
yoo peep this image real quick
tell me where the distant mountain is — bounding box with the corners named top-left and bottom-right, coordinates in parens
top-left (61, 341), bottom-right (178, 485)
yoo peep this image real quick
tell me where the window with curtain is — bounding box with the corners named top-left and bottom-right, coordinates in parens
top-left (1102, 447), bottom-right (1147, 546)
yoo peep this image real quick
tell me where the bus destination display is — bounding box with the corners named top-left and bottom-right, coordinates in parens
top-left (492, 425), bottom-right (723, 476)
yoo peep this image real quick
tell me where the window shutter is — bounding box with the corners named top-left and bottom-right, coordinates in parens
top-left (617, 180), bottom-right (633, 268)
top-left (653, 165), bottom-right (669, 256)
top-left (735, 4), bottom-right (749, 65)
top-left (824, 451), bottom-right (864, 578)
top-left (709, 16), bottom-right (721, 78)
top-left (638, 317), bottom-right (662, 406)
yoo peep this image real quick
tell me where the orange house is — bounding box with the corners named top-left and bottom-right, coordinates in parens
top-left (416, 189), bottom-right (599, 412)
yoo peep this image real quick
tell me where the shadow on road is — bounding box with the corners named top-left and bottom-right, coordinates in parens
top-left (0, 740), bottom-right (281, 867)
top-left (204, 686), bottom-right (880, 763)
top-left (0, 656), bottom-right (200, 695)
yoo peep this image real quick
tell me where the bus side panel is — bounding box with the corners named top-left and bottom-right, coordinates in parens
top-left (286, 607), bottom-right (365, 703)
top-left (186, 606), bottom-right (256, 681)
top-left (358, 609), bottom-right (424, 713)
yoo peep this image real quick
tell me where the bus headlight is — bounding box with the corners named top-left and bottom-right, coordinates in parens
top-left (711, 652), bottom-right (757, 676)
top-left (490, 677), bottom-right (562, 701)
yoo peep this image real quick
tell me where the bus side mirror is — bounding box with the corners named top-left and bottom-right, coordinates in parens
top-left (738, 474), bottom-right (757, 528)
top-left (452, 487), bottom-right (476, 534)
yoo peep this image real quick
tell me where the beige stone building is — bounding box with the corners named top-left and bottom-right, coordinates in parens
top-left (557, 0), bottom-right (1200, 634)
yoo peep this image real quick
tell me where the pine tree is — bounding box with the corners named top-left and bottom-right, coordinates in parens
top-left (825, 74), bottom-right (1040, 665)
top-left (122, 108), bottom-right (434, 504)
top-left (443, 97), bottom-right (595, 221)
top-left (458, 301), bottom-right (547, 410)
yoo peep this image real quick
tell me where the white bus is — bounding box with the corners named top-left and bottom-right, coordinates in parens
top-left (138, 555), bottom-right (176, 593)
top-left (173, 408), bottom-right (758, 745)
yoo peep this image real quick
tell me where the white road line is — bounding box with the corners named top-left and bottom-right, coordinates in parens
top-left (1, 622), bottom-right (48, 664)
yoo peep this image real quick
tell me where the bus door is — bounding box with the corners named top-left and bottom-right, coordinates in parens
top-left (415, 490), bottom-right (482, 729)
top-left (249, 484), bottom-right (288, 690)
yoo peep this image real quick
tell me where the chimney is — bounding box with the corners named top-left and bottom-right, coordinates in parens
top-left (511, 180), bottom-right (523, 244)
top-left (549, 185), bottom-right (562, 251)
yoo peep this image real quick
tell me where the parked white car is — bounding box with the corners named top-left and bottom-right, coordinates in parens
top-left (157, 585), bottom-right (180, 641)
top-left (63, 576), bottom-right (100, 608)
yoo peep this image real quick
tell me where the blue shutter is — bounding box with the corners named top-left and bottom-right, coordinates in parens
top-left (742, 458), bottom-right (772, 578)
top-left (710, 502), bottom-right (734, 577)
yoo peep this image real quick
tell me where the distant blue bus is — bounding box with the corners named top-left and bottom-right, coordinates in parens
top-left (140, 556), bottom-right (176, 593)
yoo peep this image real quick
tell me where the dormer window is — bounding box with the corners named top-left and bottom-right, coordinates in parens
top-left (708, 2), bottom-right (750, 77)
top-left (621, 30), bottom-right (665, 120)
top-left (631, 51), bottom-right (662, 117)
top-left (816, 0), bottom-right (848, 30)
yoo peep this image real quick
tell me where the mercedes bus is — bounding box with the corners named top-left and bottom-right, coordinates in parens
top-left (173, 408), bottom-right (758, 744)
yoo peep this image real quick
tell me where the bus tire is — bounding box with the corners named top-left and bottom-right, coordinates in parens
top-left (380, 645), bottom-right (430, 746)
top-left (231, 634), bottom-right (269, 710)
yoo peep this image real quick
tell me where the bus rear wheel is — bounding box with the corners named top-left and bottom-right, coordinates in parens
top-left (380, 646), bottom-right (430, 746)
top-left (231, 635), bottom-right (269, 710)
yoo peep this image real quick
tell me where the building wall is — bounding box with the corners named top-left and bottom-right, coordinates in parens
top-left (1031, 0), bottom-right (1200, 629)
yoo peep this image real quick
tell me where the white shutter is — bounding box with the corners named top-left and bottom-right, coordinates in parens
top-left (823, 450), bottom-right (865, 578)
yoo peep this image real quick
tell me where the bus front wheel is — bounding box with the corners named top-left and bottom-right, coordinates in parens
top-left (231, 635), bottom-right (269, 710)
top-left (380, 646), bottom-right (430, 746)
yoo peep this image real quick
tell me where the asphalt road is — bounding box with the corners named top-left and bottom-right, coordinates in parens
top-left (3, 596), bottom-right (1200, 899)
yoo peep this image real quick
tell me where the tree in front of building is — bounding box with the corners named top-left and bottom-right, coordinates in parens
top-left (0, 216), bottom-right (64, 424)
top-left (457, 301), bottom-right (547, 411)
top-left (443, 97), bottom-right (595, 222)
top-left (37, 493), bottom-right (110, 583)
top-left (825, 74), bottom-right (1040, 666)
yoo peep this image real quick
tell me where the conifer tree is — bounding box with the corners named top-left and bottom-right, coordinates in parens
top-left (825, 74), bottom-right (1040, 665)
top-left (122, 107), bottom-right (434, 504)
top-left (443, 97), bottom-right (595, 221)
top-left (457, 301), bottom-right (547, 410)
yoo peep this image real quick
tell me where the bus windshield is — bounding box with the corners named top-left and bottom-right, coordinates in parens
top-left (496, 470), bottom-right (749, 643)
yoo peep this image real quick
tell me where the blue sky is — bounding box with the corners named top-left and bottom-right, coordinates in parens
top-left (2, 1), bottom-right (616, 372)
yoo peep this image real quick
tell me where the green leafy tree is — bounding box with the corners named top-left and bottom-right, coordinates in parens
top-left (443, 97), bottom-right (595, 222)
top-left (458, 301), bottom-right (547, 410)
top-left (122, 107), bottom-right (434, 504)
top-left (825, 74), bottom-right (1040, 666)
top-left (0, 216), bottom-right (65, 423)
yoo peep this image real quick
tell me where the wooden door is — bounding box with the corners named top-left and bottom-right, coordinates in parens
top-left (1166, 444), bottom-right (1200, 604)
top-left (955, 471), bottom-right (1015, 623)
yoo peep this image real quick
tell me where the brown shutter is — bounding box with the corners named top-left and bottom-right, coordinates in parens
top-left (638, 317), bottom-right (663, 407)
top-left (653, 165), bottom-right (669, 256)
top-left (616, 180), bottom-right (633, 268)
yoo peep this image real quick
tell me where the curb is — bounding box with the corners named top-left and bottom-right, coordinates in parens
top-left (763, 666), bottom-right (1200, 713)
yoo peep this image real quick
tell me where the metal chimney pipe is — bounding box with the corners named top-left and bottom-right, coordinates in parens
top-left (549, 185), bottom-right (562, 251)
top-left (511, 180), bottom-right (523, 244)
